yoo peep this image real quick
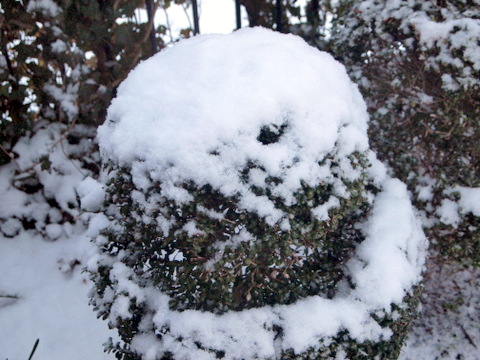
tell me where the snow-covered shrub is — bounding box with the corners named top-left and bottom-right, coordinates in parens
top-left (0, 122), bottom-right (100, 241)
top-left (331, 0), bottom-right (480, 265)
top-left (89, 28), bottom-right (426, 359)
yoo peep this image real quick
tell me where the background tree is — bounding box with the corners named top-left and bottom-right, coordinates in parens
top-left (0, 0), bottom-right (193, 165)
top-left (238, 0), bottom-right (335, 48)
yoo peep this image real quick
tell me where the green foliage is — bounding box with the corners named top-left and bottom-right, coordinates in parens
top-left (101, 152), bottom-right (371, 315)
top-left (88, 145), bottom-right (423, 359)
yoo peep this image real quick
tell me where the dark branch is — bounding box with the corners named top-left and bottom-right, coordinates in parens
top-left (191, 0), bottom-right (200, 35)
top-left (145, 0), bottom-right (158, 55)
top-left (235, 0), bottom-right (242, 29)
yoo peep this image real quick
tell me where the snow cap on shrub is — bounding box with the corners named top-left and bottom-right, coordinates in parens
top-left (98, 27), bottom-right (370, 226)
top-left (92, 28), bottom-right (426, 360)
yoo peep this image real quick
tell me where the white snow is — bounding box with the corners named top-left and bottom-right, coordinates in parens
top-left (455, 186), bottom-right (480, 217)
top-left (43, 83), bottom-right (79, 121)
top-left (77, 177), bottom-right (106, 212)
top-left (0, 123), bottom-right (118, 358)
top-left (438, 199), bottom-right (461, 227)
top-left (412, 16), bottom-right (480, 78)
top-left (400, 262), bottom-right (480, 360)
top-left (0, 231), bottom-right (118, 360)
top-left (51, 39), bottom-right (68, 53)
top-left (26, 0), bottom-right (61, 17)
top-left (437, 186), bottom-right (480, 227)
top-left (312, 196), bottom-right (339, 221)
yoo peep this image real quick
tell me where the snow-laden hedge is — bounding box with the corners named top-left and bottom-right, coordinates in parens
top-left (330, 0), bottom-right (480, 266)
top-left (88, 28), bottom-right (427, 359)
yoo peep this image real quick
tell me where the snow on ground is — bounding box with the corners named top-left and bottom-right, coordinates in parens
top-left (400, 258), bottom-right (480, 360)
top-left (0, 231), bottom-right (118, 360)
top-left (0, 123), bottom-right (118, 360)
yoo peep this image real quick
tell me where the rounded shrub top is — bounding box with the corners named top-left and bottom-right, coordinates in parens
top-left (91, 28), bottom-right (427, 360)
top-left (98, 27), bottom-right (369, 226)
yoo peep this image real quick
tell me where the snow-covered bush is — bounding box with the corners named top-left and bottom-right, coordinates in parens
top-left (331, 0), bottom-right (480, 265)
top-left (89, 28), bottom-right (426, 359)
top-left (0, 122), bottom-right (100, 241)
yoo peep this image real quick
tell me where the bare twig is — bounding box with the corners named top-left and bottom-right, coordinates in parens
top-left (163, 7), bottom-right (174, 43)
top-left (182, 2), bottom-right (193, 31)
top-left (460, 324), bottom-right (478, 348)
top-left (28, 339), bottom-right (40, 360)
top-left (0, 143), bottom-right (15, 161)
top-left (0, 294), bottom-right (19, 299)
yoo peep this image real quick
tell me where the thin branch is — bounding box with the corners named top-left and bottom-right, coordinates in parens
top-left (145, 0), bottom-right (158, 54)
top-left (28, 339), bottom-right (40, 360)
top-left (1, 42), bottom-right (15, 78)
top-left (191, 0), bottom-right (200, 35)
top-left (276, 0), bottom-right (283, 32)
top-left (0, 294), bottom-right (19, 299)
top-left (112, 0), bottom-right (122, 12)
top-left (460, 324), bottom-right (478, 348)
top-left (163, 7), bottom-right (174, 43)
top-left (182, 3), bottom-right (193, 32)
top-left (235, 0), bottom-right (242, 29)
top-left (0, 144), bottom-right (16, 161)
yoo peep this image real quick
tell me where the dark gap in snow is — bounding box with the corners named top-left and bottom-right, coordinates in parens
top-left (257, 123), bottom-right (288, 145)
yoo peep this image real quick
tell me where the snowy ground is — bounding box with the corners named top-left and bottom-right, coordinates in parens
top-left (400, 258), bottom-right (480, 360)
top-left (1, 230), bottom-right (478, 360)
top-left (0, 231), bottom-right (118, 360)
